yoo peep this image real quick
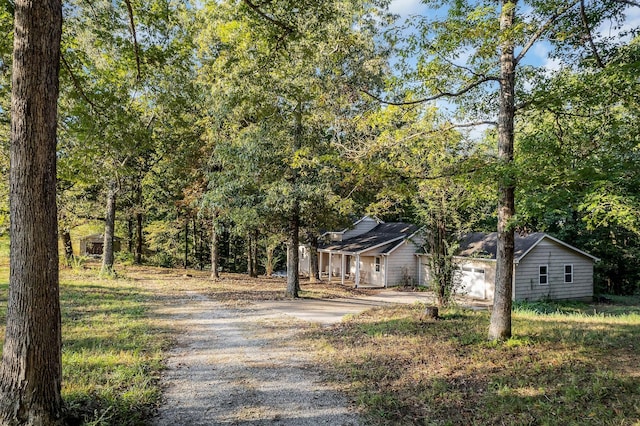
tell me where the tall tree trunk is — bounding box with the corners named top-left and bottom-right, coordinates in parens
top-left (101, 181), bottom-right (117, 274)
top-left (308, 233), bottom-right (319, 283)
top-left (252, 230), bottom-right (259, 276)
top-left (210, 215), bottom-right (219, 279)
top-left (0, 0), bottom-right (64, 422)
top-left (247, 232), bottom-right (254, 277)
top-left (61, 227), bottom-right (74, 267)
top-left (127, 217), bottom-right (134, 253)
top-left (286, 210), bottom-right (300, 297)
top-left (192, 218), bottom-right (198, 269)
top-left (286, 100), bottom-right (303, 298)
top-left (489, 0), bottom-right (517, 341)
top-left (135, 212), bottom-right (143, 264)
top-left (265, 246), bottom-right (274, 277)
top-left (183, 219), bottom-right (189, 269)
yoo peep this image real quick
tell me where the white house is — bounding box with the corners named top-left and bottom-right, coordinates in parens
top-left (301, 218), bottom-right (599, 301)
top-left (418, 232), bottom-right (599, 302)
top-left (299, 216), bottom-right (423, 288)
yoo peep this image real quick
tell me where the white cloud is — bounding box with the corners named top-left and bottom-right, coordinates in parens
top-left (388, 0), bottom-right (425, 17)
top-left (597, 6), bottom-right (640, 42)
top-left (531, 43), bottom-right (562, 73)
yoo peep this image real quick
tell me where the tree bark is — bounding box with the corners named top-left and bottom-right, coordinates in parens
top-left (127, 217), bottom-right (134, 253)
top-left (252, 230), bottom-right (259, 276)
top-left (61, 227), bottom-right (74, 267)
top-left (183, 219), bottom-right (189, 269)
top-left (286, 100), bottom-right (303, 298)
top-left (265, 245), bottom-right (274, 277)
top-left (101, 181), bottom-right (117, 274)
top-left (210, 216), bottom-right (220, 279)
top-left (0, 0), bottom-right (64, 423)
top-left (489, 0), bottom-right (517, 341)
top-left (135, 212), bottom-right (143, 264)
top-left (286, 211), bottom-right (300, 297)
top-left (308, 233), bottom-right (319, 283)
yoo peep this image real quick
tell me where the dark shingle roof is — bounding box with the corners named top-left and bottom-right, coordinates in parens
top-left (320, 222), bottom-right (419, 254)
top-left (458, 232), bottom-right (546, 260)
top-left (457, 232), bottom-right (599, 262)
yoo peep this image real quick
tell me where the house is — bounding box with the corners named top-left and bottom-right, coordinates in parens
top-left (299, 216), bottom-right (423, 287)
top-left (418, 232), bottom-right (599, 302)
top-left (79, 234), bottom-right (122, 256)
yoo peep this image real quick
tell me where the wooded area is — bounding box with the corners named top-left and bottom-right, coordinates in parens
top-left (0, 0), bottom-right (638, 421)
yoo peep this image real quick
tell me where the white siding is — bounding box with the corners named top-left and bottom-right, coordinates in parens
top-left (356, 256), bottom-right (382, 286)
top-left (385, 241), bottom-right (420, 287)
top-left (299, 246), bottom-right (312, 277)
top-left (514, 240), bottom-right (594, 301)
top-left (418, 255), bottom-right (430, 287)
top-left (343, 217), bottom-right (379, 240)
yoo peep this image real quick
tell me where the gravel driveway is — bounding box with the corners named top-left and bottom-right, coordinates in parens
top-left (152, 291), bottom-right (364, 426)
top-left (152, 288), bottom-right (489, 425)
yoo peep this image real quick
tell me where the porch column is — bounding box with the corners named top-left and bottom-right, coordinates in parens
top-left (384, 256), bottom-right (388, 288)
top-left (355, 254), bottom-right (361, 288)
top-left (341, 253), bottom-right (345, 285)
top-left (328, 253), bottom-right (332, 283)
top-left (319, 252), bottom-right (323, 280)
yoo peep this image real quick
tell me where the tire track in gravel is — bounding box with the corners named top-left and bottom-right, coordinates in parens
top-left (153, 291), bottom-right (361, 426)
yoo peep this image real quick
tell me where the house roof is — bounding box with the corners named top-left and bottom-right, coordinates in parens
top-left (320, 222), bottom-right (419, 255)
top-left (457, 232), bottom-right (599, 263)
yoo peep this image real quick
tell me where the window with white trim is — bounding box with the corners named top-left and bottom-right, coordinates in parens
top-left (374, 257), bottom-right (381, 272)
top-left (564, 264), bottom-right (573, 283)
top-left (539, 265), bottom-right (548, 285)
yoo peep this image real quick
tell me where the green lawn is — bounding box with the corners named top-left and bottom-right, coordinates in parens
top-left (0, 262), bottom-right (172, 425)
top-left (311, 301), bottom-right (640, 425)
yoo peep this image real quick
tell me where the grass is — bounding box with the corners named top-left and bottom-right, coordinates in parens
top-left (0, 242), bottom-right (638, 425)
top-left (0, 262), bottom-right (172, 425)
top-left (0, 254), bottom-right (367, 425)
top-left (309, 301), bottom-right (640, 425)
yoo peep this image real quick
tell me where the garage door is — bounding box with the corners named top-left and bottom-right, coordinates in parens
top-left (458, 266), bottom-right (486, 299)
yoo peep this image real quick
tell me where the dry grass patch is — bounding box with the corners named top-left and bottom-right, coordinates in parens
top-left (310, 303), bottom-right (640, 425)
top-left (122, 265), bottom-right (374, 303)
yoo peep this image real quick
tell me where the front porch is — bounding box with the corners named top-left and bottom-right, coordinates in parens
top-left (318, 251), bottom-right (385, 288)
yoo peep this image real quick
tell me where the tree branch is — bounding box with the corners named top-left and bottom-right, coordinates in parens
top-left (580, 0), bottom-right (605, 68)
top-left (360, 76), bottom-right (499, 106)
top-left (123, 0), bottom-right (142, 81)
top-left (515, 0), bottom-right (580, 66)
top-left (242, 0), bottom-right (296, 36)
top-left (61, 53), bottom-right (108, 118)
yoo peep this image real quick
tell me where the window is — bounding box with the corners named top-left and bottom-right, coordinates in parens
top-left (539, 265), bottom-right (548, 285)
top-left (564, 264), bottom-right (573, 283)
top-left (374, 257), bottom-right (381, 272)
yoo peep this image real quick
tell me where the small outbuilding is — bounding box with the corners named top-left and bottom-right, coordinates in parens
top-left (418, 232), bottom-right (599, 302)
top-left (79, 234), bottom-right (122, 256)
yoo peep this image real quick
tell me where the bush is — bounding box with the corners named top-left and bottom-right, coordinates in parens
top-left (148, 252), bottom-right (177, 268)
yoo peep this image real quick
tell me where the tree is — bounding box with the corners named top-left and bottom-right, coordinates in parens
top-left (516, 37), bottom-right (640, 295)
top-left (354, 103), bottom-right (495, 306)
top-left (199, 0), bottom-right (389, 296)
top-left (0, 0), bottom-right (64, 423)
top-left (381, 0), bottom-right (635, 340)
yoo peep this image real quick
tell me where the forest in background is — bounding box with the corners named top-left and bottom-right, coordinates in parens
top-left (0, 0), bottom-right (638, 295)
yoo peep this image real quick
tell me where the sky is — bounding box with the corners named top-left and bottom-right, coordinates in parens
top-left (387, 0), bottom-right (640, 72)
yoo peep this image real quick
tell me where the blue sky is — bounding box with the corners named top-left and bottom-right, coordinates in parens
top-left (387, 0), bottom-right (640, 72)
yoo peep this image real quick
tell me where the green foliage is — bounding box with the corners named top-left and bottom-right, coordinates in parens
top-left (516, 37), bottom-right (640, 295)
